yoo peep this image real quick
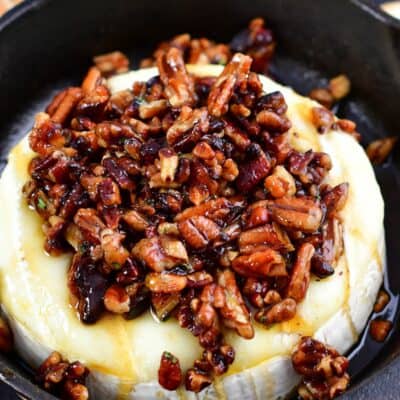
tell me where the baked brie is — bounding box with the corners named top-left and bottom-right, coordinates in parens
top-left (0, 62), bottom-right (384, 400)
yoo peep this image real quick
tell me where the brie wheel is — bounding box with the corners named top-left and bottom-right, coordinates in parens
top-left (0, 65), bottom-right (384, 400)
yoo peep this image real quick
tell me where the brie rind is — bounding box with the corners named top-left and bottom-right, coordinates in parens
top-left (0, 65), bottom-right (384, 400)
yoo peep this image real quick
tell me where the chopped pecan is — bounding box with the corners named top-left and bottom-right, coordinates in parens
top-left (256, 109), bottom-right (291, 133)
top-left (146, 273), bottom-right (188, 293)
top-left (329, 74), bottom-right (351, 100)
top-left (139, 99), bottom-right (168, 119)
top-left (104, 284), bottom-right (130, 314)
top-left (159, 148), bottom-right (179, 182)
top-left (370, 319), bottom-right (392, 342)
top-left (268, 197), bottom-right (323, 233)
top-left (264, 165), bottom-right (296, 198)
top-left (208, 53), bottom-right (252, 117)
top-left (309, 88), bottom-right (334, 109)
top-left (122, 210), bottom-right (149, 231)
top-left (232, 249), bottom-right (286, 278)
top-left (51, 88), bottom-right (84, 125)
top-left (93, 51), bottom-right (129, 76)
top-left (322, 183), bottom-right (349, 217)
top-left (185, 369), bottom-right (212, 393)
top-left (292, 337), bottom-right (350, 400)
top-left (157, 48), bottom-right (197, 107)
top-left (100, 229), bottom-right (129, 267)
top-left (286, 243), bottom-right (315, 302)
top-left (178, 216), bottom-right (221, 249)
top-left (374, 289), bottom-right (390, 313)
top-left (236, 143), bottom-right (271, 191)
top-left (74, 209), bottom-right (105, 243)
top-left (217, 270), bottom-right (254, 338)
top-left (255, 298), bottom-right (297, 325)
top-left (311, 106), bottom-right (335, 134)
top-left (158, 351), bottom-right (183, 390)
top-left (175, 197), bottom-right (232, 222)
top-left (239, 223), bottom-right (294, 253)
top-left (366, 136), bottom-right (397, 165)
top-left (81, 66), bottom-right (103, 94)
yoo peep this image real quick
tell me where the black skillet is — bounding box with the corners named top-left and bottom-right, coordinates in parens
top-left (0, 0), bottom-right (399, 398)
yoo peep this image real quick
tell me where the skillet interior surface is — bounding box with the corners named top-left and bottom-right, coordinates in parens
top-left (0, 0), bottom-right (399, 398)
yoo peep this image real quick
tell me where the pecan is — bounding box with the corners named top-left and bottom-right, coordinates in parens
top-left (286, 243), bottom-right (315, 302)
top-left (255, 298), bottom-right (297, 325)
top-left (157, 48), bottom-right (197, 107)
top-left (224, 122), bottom-right (251, 151)
top-left (74, 209), bottom-right (105, 243)
top-left (166, 106), bottom-right (209, 149)
top-left (208, 53), bottom-right (252, 117)
top-left (175, 197), bottom-right (232, 222)
top-left (146, 273), bottom-right (188, 293)
top-left (51, 88), bottom-right (84, 125)
top-left (309, 88), bottom-right (334, 109)
top-left (264, 166), bottom-right (296, 198)
top-left (311, 106), bottom-right (335, 134)
top-left (187, 271), bottom-right (214, 288)
top-left (292, 337), bottom-right (350, 400)
top-left (246, 205), bottom-right (270, 228)
top-left (268, 197), bottom-right (323, 233)
top-left (366, 136), bottom-right (397, 165)
top-left (0, 317), bottom-right (13, 353)
top-left (232, 249), bottom-right (286, 278)
top-left (178, 216), bottom-right (221, 249)
top-left (98, 178), bottom-right (121, 206)
top-left (152, 292), bottom-right (181, 321)
top-left (132, 236), bottom-right (185, 272)
top-left (370, 319), bottom-right (392, 342)
top-left (104, 284), bottom-right (130, 314)
top-left (139, 99), bottom-right (168, 119)
top-left (256, 109), bottom-right (291, 133)
top-left (185, 369), bottom-right (212, 393)
top-left (100, 229), bottom-right (129, 267)
top-left (158, 351), bottom-right (182, 391)
top-left (329, 74), bottom-right (351, 100)
top-left (236, 143), bottom-right (271, 191)
top-left (242, 278), bottom-right (268, 308)
top-left (122, 210), bottom-right (149, 231)
top-left (217, 269), bottom-right (254, 339)
top-left (374, 289), bottom-right (390, 313)
top-left (264, 290), bottom-right (282, 305)
top-left (322, 183), bottom-right (349, 217)
top-left (63, 381), bottom-right (89, 400)
top-left (81, 66), bottom-right (103, 94)
top-left (239, 223), bottom-right (294, 253)
top-left (103, 157), bottom-right (135, 191)
top-left (159, 148), bottom-right (179, 182)
top-left (93, 51), bottom-right (129, 76)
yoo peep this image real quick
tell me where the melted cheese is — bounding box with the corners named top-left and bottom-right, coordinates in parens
top-left (0, 65), bottom-right (384, 399)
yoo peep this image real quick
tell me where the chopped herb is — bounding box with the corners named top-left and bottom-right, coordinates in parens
top-left (112, 262), bottom-right (121, 270)
top-left (37, 197), bottom-right (47, 210)
top-left (163, 351), bottom-right (177, 364)
top-left (78, 241), bottom-right (90, 254)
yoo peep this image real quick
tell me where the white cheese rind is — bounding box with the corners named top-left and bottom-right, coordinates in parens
top-left (0, 65), bottom-right (385, 400)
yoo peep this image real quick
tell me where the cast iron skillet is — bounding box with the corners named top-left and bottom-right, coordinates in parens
top-left (0, 0), bottom-right (399, 398)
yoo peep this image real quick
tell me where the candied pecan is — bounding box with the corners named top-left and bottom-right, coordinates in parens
top-left (36, 352), bottom-right (89, 400)
top-left (224, 122), bottom-right (251, 151)
top-left (51, 87), bottom-right (84, 125)
top-left (208, 53), bottom-right (252, 117)
top-left (264, 290), bottom-right (282, 305)
top-left (185, 369), bottom-right (212, 393)
top-left (157, 48), bottom-right (197, 107)
top-left (152, 292), bottom-right (180, 321)
top-left (366, 136), bottom-right (397, 165)
top-left (122, 210), bottom-right (149, 231)
top-left (311, 106), bottom-right (335, 134)
top-left (100, 229), bottom-right (129, 267)
top-left (217, 269), bottom-right (254, 339)
top-left (74, 208), bottom-right (105, 243)
top-left (187, 271), bottom-right (214, 288)
top-left (98, 178), bottom-right (121, 206)
top-left (239, 223), bottom-right (294, 253)
top-left (309, 88), bottom-right (334, 109)
top-left (232, 248), bottom-right (286, 278)
top-left (319, 217), bottom-right (344, 267)
top-left (146, 272), bottom-right (188, 293)
top-left (286, 243), bottom-right (315, 302)
top-left (104, 284), bottom-right (130, 314)
top-left (76, 84), bottom-right (110, 120)
top-left (242, 277), bottom-right (268, 308)
top-left (374, 289), bottom-right (390, 313)
top-left (0, 317), bottom-right (13, 353)
top-left (44, 215), bottom-right (67, 255)
top-left (292, 337), bottom-right (350, 400)
top-left (178, 216), bottom-right (221, 249)
top-left (236, 143), bottom-right (271, 191)
top-left (166, 106), bottom-right (209, 149)
top-left (132, 236), bottom-right (186, 272)
top-left (264, 165), bottom-right (296, 198)
top-left (329, 74), bottom-right (351, 100)
top-left (158, 351), bottom-right (182, 391)
top-left (370, 319), bottom-right (392, 342)
top-left (159, 148), bottom-right (179, 182)
top-left (175, 197), bottom-right (232, 222)
top-left (93, 51), bottom-right (129, 76)
top-left (139, 99), bottom-right (168, 119)
top-left (256, 109), bottom-right (291, 133)
top-left (255, 298), bottom-right (297, 325)
top-left (102, 157), bottom-right (135, 191)
top-left (81, 66), bottom-right (103, 94)
top-left (246, 205), bottom-right (270, 228)
top-left (221, 158), bottom-right (239, 181)
top-left (268, 196), bottom-right (323, 233)
top-left (322, 183), bottom-right (349, 217)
